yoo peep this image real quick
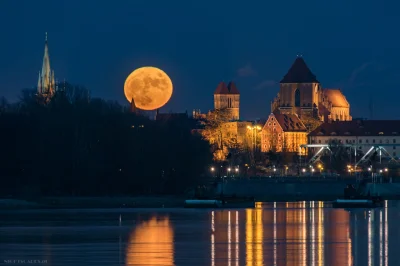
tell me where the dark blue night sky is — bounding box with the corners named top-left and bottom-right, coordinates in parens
top-left (0, 0), bottom-right (399, 120)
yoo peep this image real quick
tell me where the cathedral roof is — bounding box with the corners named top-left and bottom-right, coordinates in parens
top-left (280, 57), bottom-right (319, 83)
top-left (309, 120), bottom-right (400, 136)
top-left (271, 113), bottom-right (307, 132)
top-left (214, 81), bottom-right (240, 94)
top-left (323, 89), bottom-right (350, 108)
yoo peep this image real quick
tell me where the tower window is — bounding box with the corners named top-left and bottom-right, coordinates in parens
top-left (295, 89), bottom-right (300, 107)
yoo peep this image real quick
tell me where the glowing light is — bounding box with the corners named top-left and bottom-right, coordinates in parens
top-left (236, 211), bottom-right (239, 266)
top-left (273, 202), bottom-right (277, 266)
top-left (368, 211), bottom-right (373, 266)
top-left (126, 215), bottom-right (174, 266)
top-left (124, 66), bottom-right (173, 110)
top-left (228, 211), bottom-right (231, 266)
top-left (211, 211), bottom-right (215, 266)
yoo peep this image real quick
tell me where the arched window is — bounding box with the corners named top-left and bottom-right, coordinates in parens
top-left (295, 89), bottom-right (300, 107)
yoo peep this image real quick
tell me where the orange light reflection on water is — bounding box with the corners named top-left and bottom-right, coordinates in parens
top-left (126, 216), bottom-right (174, 266)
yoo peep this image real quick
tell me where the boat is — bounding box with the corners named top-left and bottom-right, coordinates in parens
top-left (332, 198), bottom-right (384, 208)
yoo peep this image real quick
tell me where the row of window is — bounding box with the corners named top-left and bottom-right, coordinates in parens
top-left (315, 139), bottom-right (397, 144)
top-left (316, 149), bottom-right (398, 157)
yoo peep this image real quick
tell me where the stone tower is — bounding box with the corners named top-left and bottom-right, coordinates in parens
top-left (37, 32), bottom-right (55, 100)
top-left (214, 81), bottom-right (240, 120)
top-left (272, 56), bottom-right (320, 118)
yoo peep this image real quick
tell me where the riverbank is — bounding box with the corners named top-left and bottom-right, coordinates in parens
top-left (0, 196), bottom-right (186, 210)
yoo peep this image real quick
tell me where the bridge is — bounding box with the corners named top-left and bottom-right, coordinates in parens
top-left (299, 143), bottom-right (400, 167)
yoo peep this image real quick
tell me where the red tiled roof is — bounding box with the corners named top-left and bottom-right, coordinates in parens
top-left (280, 57), bottom-right (319, 83)
top-left (214, 81), bottom-right (240, 94)
top-left (273, 113), bottom-right (307, 132)
top-left (309, 120), bottom-right (400, 136)
top-left (214, 81), bottom-right (229, 94)
top-left (323, 89), bottom-right (349, 108)
top-left (227, 81), bottom-right (240, 94)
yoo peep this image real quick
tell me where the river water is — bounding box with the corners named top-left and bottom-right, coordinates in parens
top-left (1, 201), bottom-right (399, 266)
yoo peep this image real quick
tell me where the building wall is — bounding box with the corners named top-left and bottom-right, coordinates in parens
top-left (261, 115), bottom-right (308, 153)
top-left (329, 107), bottom-right (351, 121)
top-left (222, 121), bottom-right (252, 145)
top-left (279, 83), bottom-right (319, 110)
top-left (283, 132), bottom-right (308, 154)
top-left (309, 135), bottom-right (400, 158)
top-left (261, 115), bottom-right (284, 152)
top-left (214, 94), bottom-right (240, 120)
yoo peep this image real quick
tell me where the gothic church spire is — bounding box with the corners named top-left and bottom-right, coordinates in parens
top-left (37, 32), bottom-right (55, 97)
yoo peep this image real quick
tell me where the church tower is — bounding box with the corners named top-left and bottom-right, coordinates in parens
top-left (214, 81), bottom-right (240, 120)
top-left (37, 33), bottom-right (55, 100)
top-left (272, 56), bottom-right (320, 119)
top-left (130, 97), bottom-right (138, 114)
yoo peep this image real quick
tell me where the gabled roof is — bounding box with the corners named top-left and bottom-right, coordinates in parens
top-left (280, 57), bottom-right (319, 83)
top-left (227, 81), bottom-right (240, 94)
top-left (268, 113), bottom-right (307, 132)
top-left (309, 120), bottom-right (400, 136)
top-left (214, 81), bottom-right (229, 94)
top-left (214, 81), bottom-right (240, 95)
top-left (322, 89), bottom-right (350, 108)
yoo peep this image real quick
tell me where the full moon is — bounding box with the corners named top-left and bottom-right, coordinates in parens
top-left (124, 66), bottom-right (173, 110)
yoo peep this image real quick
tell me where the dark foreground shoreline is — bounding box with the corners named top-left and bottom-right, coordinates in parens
top-left (0, 196), bottom-right (187, 210)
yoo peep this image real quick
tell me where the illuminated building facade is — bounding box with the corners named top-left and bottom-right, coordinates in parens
top-left (271, 56), bottom-right (351, 123)
top-left (214, 81), bottom-right (240, 121)
top-left (261, 112), bottom-right (308, 153)
top-left (37, 33), bottom-right (56, 101)
top-left (308, 120), bottom-right (400, 158)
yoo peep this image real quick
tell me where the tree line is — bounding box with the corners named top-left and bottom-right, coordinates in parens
top-left (0, 83), bottom-right (212, 198)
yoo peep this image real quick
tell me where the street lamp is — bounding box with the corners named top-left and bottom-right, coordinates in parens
top-left (227, 167), bottom-right (231, 177)
top-left (247, 124), bottom-right (262, 163)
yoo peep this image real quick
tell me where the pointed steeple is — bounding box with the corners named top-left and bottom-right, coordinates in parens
top-left (130, 97), bottom-right (137, 113)
top-left (280, 57), bottom-right (319, 83)
top-left (37, 32), bottom-right (55, 98)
